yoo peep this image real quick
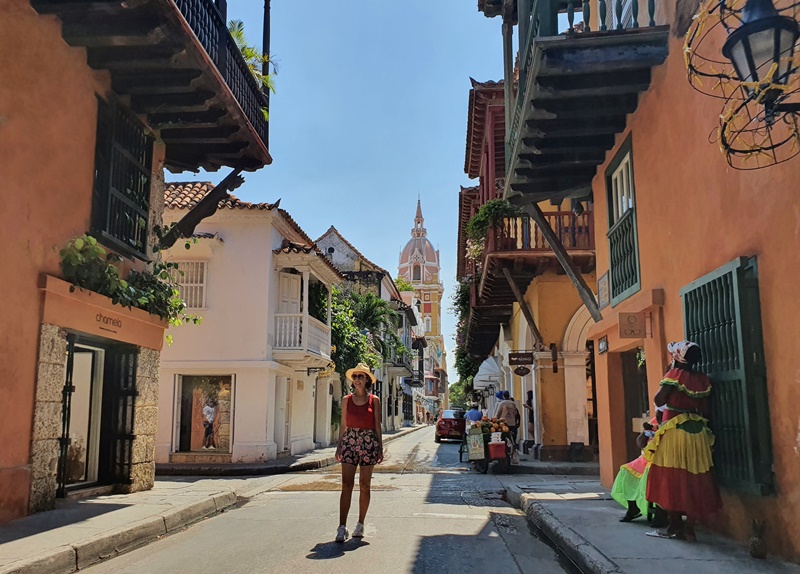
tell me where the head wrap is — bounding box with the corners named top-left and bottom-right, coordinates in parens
top-left (495, 391), bottom-right (504, 400)
top-left (667, 340), bottom-right (700, 364)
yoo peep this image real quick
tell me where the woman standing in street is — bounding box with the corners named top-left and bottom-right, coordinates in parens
top-left (644, 341), bottom-right (722, 541)
top-left (334, 363), bottom-right (383, 542)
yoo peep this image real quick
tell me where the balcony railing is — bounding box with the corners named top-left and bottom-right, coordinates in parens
top-left (307, 317), bottom-right (331, 357)
top-left (174, 0), bottom-right (269, 144)
top-left (274, 313), bottom-right (331, 357)
top-left (485, 211), bottom-right (595, 256)
top-left (509, 0), bottom-right (660, 154)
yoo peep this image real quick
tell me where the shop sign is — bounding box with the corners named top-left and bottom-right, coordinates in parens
top-left (619, 312), bottom-right (646, 339)
top-left (598, 336), bottom-right (609, 354)
top-left (598, 272), bottom-right (610, 310)
top-left (508, 352), bottom-right (534, 365)
top-left (513, 366), bottom-right (531, 377)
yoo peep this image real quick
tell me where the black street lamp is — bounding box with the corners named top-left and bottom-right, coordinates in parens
top-left (722, 0), bottom-right (800, 104)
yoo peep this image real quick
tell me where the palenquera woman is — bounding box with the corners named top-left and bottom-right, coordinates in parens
top-left (644, 341), bottom-right (722, 541)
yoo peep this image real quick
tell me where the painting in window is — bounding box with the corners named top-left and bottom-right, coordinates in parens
top-left (178, 376), bottom-right (232, 452)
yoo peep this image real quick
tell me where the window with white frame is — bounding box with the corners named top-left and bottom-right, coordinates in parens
top-left (605, 134), bottom-right (641, 305)
top-left (173, 261), bottom-right (207, 308)
top-left (609, 152), bottom-right (634, 226)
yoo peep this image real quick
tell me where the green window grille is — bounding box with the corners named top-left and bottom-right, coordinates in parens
top-left (91, 96), bottom-right (154, 260)
top-left (680, 256), bottom-right (773, 495)
top-left (605, 134), bottom-right (640, 305)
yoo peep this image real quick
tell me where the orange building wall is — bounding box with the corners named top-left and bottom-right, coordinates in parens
top-left (587, 17), bottom-right (800, 559)
top-left (0, 2), bottom-right (113, 522)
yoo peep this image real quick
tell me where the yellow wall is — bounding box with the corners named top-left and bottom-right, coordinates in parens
top-left (508, 271), bottom-right (596, 448)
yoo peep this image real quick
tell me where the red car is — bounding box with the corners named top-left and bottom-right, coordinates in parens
top-left (435, 409), bottom-right (466, 443)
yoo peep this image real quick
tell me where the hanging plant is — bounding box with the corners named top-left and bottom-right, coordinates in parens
top-left (465, 199), bottom-right (525, 244)
top-left (59, 234), bottom-right (200, 344)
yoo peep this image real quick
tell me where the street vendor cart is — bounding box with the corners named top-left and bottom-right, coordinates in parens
top-left (466, 418), bottom-right (514, 474)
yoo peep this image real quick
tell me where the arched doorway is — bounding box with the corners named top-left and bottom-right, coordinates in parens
top-left (562, 305), bottom-right (594, 447)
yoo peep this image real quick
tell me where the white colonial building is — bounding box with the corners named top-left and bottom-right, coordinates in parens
top-left (155, 183), bottom-right (342, 466)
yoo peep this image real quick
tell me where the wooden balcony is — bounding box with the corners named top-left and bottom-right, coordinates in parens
top-left (273, 313), bottom-right (332, 368)
top-left (464, 211), bottom-right (595, 357)
top-left (32, 0), bottom-right (271, 172)
top-left (504, 0), bottom-right (669, 202)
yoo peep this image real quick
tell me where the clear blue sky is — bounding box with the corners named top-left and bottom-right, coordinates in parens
top-left (170, 1), bottom-right (504, 382)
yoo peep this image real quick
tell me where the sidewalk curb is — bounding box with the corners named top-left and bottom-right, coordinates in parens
top-left (0, 490), bottom-right (239, 574)
top-left (506, 485), bottom-right (624, 574)
top-left (157, 424), bottom-right (428, 476)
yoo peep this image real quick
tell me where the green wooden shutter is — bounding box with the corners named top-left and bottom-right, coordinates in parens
top-left (680, 256), bottom-right (773, 495)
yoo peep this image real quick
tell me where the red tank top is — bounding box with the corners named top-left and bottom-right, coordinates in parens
top-left (346, 394), bottom-right (376, 430)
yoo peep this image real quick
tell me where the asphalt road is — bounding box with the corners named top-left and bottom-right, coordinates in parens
top-left (84, 427), bottom-right (572, 574)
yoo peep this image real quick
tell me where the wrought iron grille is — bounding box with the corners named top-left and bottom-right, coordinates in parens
top-left (174, 0), bottom-right (270, 145)
top-left (92, 97), bottom-right (153, 259)
top-left (607, 209), bottom-right (639, 303)
top-left (174, 0), bottom-right (221, 62)
top-left (101, 347), bottom-right (139, 485)
top-left (681, 257), bottom-right (773, 495)
top-left (173, 261), bottom-right (207, 308)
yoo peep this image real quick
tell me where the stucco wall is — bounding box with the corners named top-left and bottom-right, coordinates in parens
top-left (588, 24), bottom-right (800, 558)
top-left (0, 2), bottom-right (108, 521)
top-left (161, 213), bottom-right (275, 361)
top-left (155, 366), bottom-right (276, 464)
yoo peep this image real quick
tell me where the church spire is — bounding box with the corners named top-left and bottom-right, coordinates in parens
top-left (412, 199), bottom-right (426, 238)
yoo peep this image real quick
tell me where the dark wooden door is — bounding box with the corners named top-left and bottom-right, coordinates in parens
top-left (621, 349), bottom-right (647, 461)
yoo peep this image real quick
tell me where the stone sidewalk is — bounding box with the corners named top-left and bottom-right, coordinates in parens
top-left (0, 425), bottom-right (425, 574)
top-left (503, 476), bottom-right (800, 574)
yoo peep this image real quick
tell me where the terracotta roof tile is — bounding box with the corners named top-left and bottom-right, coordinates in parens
top-left (165, 182), bottom-right (277, 210)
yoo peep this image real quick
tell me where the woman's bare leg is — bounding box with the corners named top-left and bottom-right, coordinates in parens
top-left (339, 463), bottom-right (357, 526)
top-left (357, 465), bottom-right (374, 523)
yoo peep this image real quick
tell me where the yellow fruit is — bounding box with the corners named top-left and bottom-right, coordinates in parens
top-left (491, 418), bottom-right (498, 423)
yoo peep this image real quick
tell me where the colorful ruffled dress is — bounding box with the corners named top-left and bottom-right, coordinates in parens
top-left (611, 417), bottom-right (657, 517)
top-left (644, 368), bottom-right (722, 520)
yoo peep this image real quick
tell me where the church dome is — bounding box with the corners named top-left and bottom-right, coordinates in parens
top-left (399, 200), bottom-right (439, 283)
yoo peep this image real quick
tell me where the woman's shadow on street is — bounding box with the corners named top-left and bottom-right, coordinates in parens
top-left (306, 539), bottom-right (370, 560)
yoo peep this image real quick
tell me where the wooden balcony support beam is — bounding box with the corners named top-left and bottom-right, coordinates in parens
top-left (501, 267), bottom-right (543, 346)
top-left (513, 200), bottom-right (602, 322)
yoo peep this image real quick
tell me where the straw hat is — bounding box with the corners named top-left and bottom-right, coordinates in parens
top-left (345, 362), bottom-right (376, 384)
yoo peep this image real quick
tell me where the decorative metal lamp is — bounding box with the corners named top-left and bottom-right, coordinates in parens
top-left (722, 0), bottom-right (800, 102)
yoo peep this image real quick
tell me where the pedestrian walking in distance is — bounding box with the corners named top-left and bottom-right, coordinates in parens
top-left (334, 363), bottom-right (383, 542)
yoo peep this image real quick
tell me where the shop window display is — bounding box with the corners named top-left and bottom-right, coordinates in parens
top-left (178, 375), bottom-right (232, 452)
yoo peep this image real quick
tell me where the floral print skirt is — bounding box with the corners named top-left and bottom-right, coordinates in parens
top-left (340, 428), bottom-right (381, 466)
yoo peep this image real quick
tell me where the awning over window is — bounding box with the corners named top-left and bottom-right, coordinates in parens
top-left (473, 357), bottom-right (502, 389)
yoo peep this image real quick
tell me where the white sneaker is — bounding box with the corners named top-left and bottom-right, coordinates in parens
top-left (352, 522), bottom-right (365, 538)
top-left (335, 525), bottom-right (349, 543)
